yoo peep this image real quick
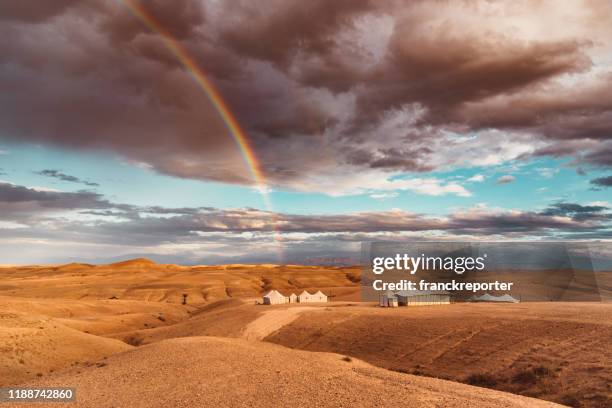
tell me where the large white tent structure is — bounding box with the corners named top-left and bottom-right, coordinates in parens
top-left (262, 290), bottom-right (287, 305)
top-left (380, 290), bottom-right (450, 307)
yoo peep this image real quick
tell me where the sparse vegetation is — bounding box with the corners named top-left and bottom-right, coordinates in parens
top-left (466, 373), bottom-right (498, 387)
top-left (345, 272), bottom-right (361, 283)
top-left (512, 366), bottom-right (553, 385)
top-left (125, 336), bottom-right (144, 347)
top-left (512, 370), bottom-right (537, 385)
top-left (561, 393), bottom-right (582, 407)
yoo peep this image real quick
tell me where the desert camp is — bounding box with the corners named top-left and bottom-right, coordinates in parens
top-left (262, 290), bottom-right (328, 305)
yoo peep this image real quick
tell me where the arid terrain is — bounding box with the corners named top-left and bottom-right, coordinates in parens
top-left (1, 259), bottom-right (610, 407)
top-left (266, 302), bottom-right (612, 407)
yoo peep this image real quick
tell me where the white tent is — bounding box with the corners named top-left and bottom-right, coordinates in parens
top-left (262, 290), bottom-right (287, 305)
top-left (288, 293), bottom-right (298, 303)
top-left (472, 293), bottom-right (519, 303)
top-left (298, 290), bottom-right (313, 303)
top-left (312, 290), bottom-right (328, 302)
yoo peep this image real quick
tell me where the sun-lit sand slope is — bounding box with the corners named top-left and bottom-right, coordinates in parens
top-left (4, 336), bottom-right (560, 408)
top-left (0, 259), bottom-right (359, 387)
top-left (1, 260), bottom-right (609, 407)
top-left (108, 298), bottom-right (263, 345)
top-left (266, 302), bottom-right (612, 408)
top-left (0, 259), bottom-right (360, 303)
top-left (0, 296), bottom-right (190, 386)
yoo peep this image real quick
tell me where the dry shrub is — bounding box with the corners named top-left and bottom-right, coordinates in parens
top-left (466, 373), bottom-right (498, 387)
top-left (512, 365), bottom-right (553, 385)
top-left (125, 336), bottom-right (143, 346)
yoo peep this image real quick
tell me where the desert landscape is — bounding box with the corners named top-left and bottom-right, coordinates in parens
top-left (0, 259), bottom-right (610, 407)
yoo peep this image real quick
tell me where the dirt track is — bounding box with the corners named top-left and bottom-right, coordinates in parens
top-left (242, 306), bottom-right (317, 340)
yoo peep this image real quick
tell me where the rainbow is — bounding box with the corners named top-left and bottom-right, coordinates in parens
top-left (118, 0), bottom-right (283, 259)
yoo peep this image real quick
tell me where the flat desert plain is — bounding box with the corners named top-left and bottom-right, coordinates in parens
top-left (0, 259), bottom-right (610, 407)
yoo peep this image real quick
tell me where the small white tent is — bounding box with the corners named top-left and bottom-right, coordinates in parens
top-left (262, 290), bottom-right (287, 305)
top-left (298, 290), bottom-right (313, 303)
top-left (288, 293), bottom-right (298, 303)
top-left (312, 290), bottom-right (328, 302)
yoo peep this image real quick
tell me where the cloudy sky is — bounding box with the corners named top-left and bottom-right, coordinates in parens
top-left (0, 0), bottom-right (611, 264)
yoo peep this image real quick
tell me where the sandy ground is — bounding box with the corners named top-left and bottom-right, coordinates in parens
top-left (1, 259), bottom-right (610, 407)
top-left (0, 295), bottom-right (190, 386)
top-left (266, 302), bottom-right (612, 407)
top-left (3, 336), bottom-right (561, 408)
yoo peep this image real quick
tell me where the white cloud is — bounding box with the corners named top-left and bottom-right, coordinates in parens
top-left (370, 192), bottom-right (399, 200)
top-left (536, 167), bottom-right (559, 178)
top-left (496, 175), bottom-right (516, 184)
top-left (467, 174), bottom-right (485, 183)
top-left (0, 221), bottom-right (27, 230)
top-left (29, 186), bottom-right (61, 192)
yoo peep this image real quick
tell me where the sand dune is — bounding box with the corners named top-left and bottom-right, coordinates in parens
top-left (4, 336), bottom-right (560, 408)
top-left (0, 310), bottom-right (131, 386)
top-left (0, 296), bottom-right (191, 386)
top-left (108, 299), bottom-right (262, 345)
top-left (0, 259), bottom-right (360, 303)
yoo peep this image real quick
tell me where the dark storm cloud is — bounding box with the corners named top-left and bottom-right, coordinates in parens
top-left (1, 0), bottom-right (611, 191)
top-left (539, 202), bottom-right (610, 222)
top-left (0, 182), bottom-right (112, 218)
top-left (36, 169), bottom-right (99, 187)
top-left (103, 0), bottom-right (205, 43)
top-left (355, 28), bottom-right (591, 126)
top-left (345, 146), bottom-right (435, 172)
top-left (457, 74), bottom-right (612, 142)
top-left (218, 0), bottom-right (377, 68)
top-left (0, 0), bottom-right (80, 23)
top-left (590, 176), bottom-right (612, 188)
top-left (583, 142), bottom-right (612, 167)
